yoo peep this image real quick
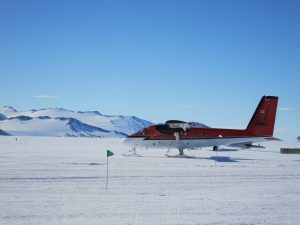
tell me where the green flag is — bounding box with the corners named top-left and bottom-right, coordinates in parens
top-left (107, 150), bottom-right (114, 157)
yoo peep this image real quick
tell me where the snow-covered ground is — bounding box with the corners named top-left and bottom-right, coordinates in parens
top-left (1, 137), bottom-right (300, 225)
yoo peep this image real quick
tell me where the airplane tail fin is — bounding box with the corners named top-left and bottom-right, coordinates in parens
top-left (246, 96), bottom-right (278, 137)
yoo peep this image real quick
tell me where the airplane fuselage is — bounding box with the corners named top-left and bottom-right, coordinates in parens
top-left (124, 96), bottom-right (279, 155)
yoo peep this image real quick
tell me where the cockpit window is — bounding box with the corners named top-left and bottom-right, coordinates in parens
top-left (155, 124), bottom-right (181, 134)
top-left (136, 130), bottom-right (145, 135)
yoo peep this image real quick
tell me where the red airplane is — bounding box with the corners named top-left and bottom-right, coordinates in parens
top-left (124, 96), bottom-right (279, 156)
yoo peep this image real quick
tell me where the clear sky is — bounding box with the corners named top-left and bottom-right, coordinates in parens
top-left (0, 0), bottom-right (299, 140)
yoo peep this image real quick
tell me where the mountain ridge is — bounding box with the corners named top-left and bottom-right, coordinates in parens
top-left (0, 106), bottom-right (151, 137)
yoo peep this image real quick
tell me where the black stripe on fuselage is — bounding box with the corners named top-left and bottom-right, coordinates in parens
top-left (126, 136), bottom-right (147, 138)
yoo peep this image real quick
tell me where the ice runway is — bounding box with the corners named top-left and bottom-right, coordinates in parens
top-left (1, 136), bottom-right (300, 225)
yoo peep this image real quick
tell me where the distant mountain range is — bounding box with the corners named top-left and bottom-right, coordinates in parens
top-left (0, 106), bottom-right (152, 138)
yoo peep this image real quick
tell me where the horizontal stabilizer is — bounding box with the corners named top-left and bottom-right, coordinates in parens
top-left (264, 137), bottom-right (282, 141)
top-left (227, 142), bottom-right (265, 149)
top-left (245, 144), bottom-right (266, 149)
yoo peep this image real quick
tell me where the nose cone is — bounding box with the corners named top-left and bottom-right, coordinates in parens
top-left (123, 135), bottom-right (138, 146)
top-left (123, 135), bottom-right (145, 147)
top-left (123, 136), bottom-right (132, 146)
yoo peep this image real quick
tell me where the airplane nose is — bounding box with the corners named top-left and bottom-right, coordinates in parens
top-left (123, 136), bottom-right (144, 147)
top-left (123, 137), bottom-right (133, 146)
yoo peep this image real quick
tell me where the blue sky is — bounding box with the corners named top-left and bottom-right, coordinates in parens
top-left (0, 0), bottom-right (299, 139)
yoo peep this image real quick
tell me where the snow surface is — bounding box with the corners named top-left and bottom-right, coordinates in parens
top-left (1, 137), bottom-right (300, 225)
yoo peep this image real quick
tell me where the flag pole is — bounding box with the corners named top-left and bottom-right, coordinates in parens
top-left (106, 155), bottom-right (108, 190)
top-left (106, 150), bottom-right (114, 190)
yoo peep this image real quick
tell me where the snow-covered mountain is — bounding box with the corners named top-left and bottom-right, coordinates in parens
top-left (0, 106), bottom-right (151, 137)
top-left (0, 129), bottom-right (10, 136)
top-left (0, 113), bottom-right (7, 121)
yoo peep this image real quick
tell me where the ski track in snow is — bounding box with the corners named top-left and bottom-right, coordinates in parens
top-left (0, 136), bottom-right (300, 225)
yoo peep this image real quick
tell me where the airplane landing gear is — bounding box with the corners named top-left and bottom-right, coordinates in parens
top-left (165, 147), bottom-right (189, 158)
top-left (165, 148), bottom-right (195, 158)
top-left (122, 147), bottom-right (142, 157)
top-left (213, 146), bottom-right (219, 151)
top-left (179, 148), bottom-right (184, 156)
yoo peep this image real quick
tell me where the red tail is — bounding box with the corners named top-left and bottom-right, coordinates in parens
top-left (246, 96), bottom-right (278, 137)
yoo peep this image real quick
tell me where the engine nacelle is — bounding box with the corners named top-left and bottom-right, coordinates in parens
top-left (165, 120), bottom-right (191, 131)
